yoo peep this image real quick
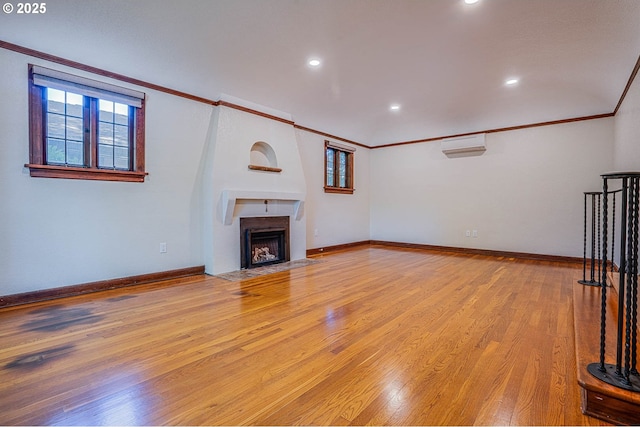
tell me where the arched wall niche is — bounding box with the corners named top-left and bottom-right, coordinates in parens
top-left (249, 141), bottom-right (282, 172)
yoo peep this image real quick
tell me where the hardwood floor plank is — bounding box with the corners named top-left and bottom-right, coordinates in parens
top-left (0, 247), bottom-right (611, 425)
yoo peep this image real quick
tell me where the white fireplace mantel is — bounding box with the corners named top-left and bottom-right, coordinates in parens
top-left (220, 189), bottom-right (305, 225)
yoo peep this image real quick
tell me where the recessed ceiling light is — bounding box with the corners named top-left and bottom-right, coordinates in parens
top-left (390, 104), bottom-right (401, 111)
top-left (505, 78), bottom-right (519, 86)
top-left (308, 59), bottom-right (321, 67)
top-left (464, 0), bottom-right (480, 4)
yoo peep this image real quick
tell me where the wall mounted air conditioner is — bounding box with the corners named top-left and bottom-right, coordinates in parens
top-left (441, 133), bottom-right (486, 155)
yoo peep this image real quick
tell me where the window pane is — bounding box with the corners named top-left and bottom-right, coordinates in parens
top-left (98, 144), bottom-right (114, 168)
top-left (326, 148), bottom-right (334, 187)
top-left (114, 124), bottom-right (129, 147)
top-left (66, 141), bottom-right (84, 166)
top-left (44, 89), bottom-right (85, 167)
top-left (66, 117), bottom-right (84, 141)
top-left (99, 100), bottom-right (114, 123)
top-left (114, 103), bottom-right (129, 125)
top-left (338, 151), bottom-right (347, 187)
top-left (114, 146), bottom-right (130, 170)
top-left (66, 93), bottom-right (83, 118)
top-left (99, 101), bottom-right (130, 160)
top-left (47, 113), bottom-right (65, 139)
top-left (46, 88), bottom-right (65, 113)
top-left (99, 122), bottom-right (114, 145)
top-left (46, 138), bottom-right (66, 164)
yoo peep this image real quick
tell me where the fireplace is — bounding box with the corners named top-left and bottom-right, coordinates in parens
top-left (240, 216), bottom-right (290, 269)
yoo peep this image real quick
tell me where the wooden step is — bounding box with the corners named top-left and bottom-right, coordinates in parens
top-left (573, 275), bottom-right (640, 425)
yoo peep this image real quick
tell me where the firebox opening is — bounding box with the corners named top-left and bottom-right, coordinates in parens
top-left (248, 228), bottom-right (285, 267)
top-left (240, 216), bottom-right (290, 269)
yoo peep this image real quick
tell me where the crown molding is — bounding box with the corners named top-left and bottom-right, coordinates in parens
top-left (1, 39), bottom-right (636, 151)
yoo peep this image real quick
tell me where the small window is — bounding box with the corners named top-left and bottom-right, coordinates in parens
top-left (26, 65), bottom-right (147, 182)
top-left (324, 140), bottom-right (355, 194)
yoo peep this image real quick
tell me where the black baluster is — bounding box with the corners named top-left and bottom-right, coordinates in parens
top-left (600, 178), bottom-right (608, 371)
top-left (632, 177), bottom-right (638, 376)
top-left (612, 192), bottom-right (616, 275)
top-left (582, 193), bottom-right (587, 282)
top-left (597, 193), bottom-right (601, 284)
top-left (592, 194), bottom-right (597, 282)
top-left (616, 178), bottom-right (629, 377)
top-left (623, 177), bottom-right (635, 385)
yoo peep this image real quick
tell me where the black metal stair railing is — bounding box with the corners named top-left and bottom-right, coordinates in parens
top-left (587, 171), bottom-right (640, 392)
top-left (579, 191), bottom-right (602, 286)
top-left (579, 189), bottom-right (622, 286)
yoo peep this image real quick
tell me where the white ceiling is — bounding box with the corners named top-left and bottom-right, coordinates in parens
top-left (1, 0), bottom-right (639, 146)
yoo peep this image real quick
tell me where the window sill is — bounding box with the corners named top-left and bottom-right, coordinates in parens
top-left (25, 164), bottom-right (148, 182)
top-left (324, 186), bottom-right (354, 194)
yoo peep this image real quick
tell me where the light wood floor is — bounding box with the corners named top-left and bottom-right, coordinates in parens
top-left (0, 246), bottom-right (610, 425)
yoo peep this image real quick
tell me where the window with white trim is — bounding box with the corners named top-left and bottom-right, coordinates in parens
top-left (26, 65), bottom-right (147, 182)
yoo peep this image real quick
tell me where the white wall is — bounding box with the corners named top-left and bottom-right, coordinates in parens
top-left (0, 49), bottom-right (210, 295)
top-left (614, 71), bottom-right (640, 170)
top-left (296, 129), bottom-right (371, 249)
top-left (370, 118), bottom-right (614, 257)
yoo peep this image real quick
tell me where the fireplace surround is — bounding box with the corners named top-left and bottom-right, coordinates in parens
top-left (202, 102), bottom-right (307, 275)
top-left (240, 216), bottom-right (290, 269)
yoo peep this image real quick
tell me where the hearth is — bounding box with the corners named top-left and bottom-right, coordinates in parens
top-left (240, 216), bottom-right (290, 269)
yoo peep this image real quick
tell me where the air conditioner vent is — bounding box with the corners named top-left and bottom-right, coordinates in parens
top-left (441, 134), bottom-right (486, 155)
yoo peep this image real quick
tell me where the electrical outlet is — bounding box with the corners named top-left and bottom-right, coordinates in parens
top-left (472, 230), bottom-right (478, 238)
top-left (465, 230), bottom-right (471, 237)
top-left (314, 228), bottom-right (319, 237)
top-left (160, 242), bottom-right (167, 253)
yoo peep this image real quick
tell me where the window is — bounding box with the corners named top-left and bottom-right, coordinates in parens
top-left (324, 140), bottom-right (355, 194)
top-left (27, 65), bottom-right (147, 182)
